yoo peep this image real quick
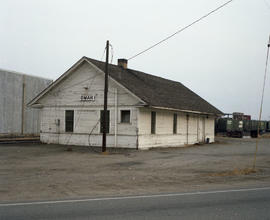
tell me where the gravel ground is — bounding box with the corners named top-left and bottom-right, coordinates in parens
top-left (0, 137), bottom-right (269, 202)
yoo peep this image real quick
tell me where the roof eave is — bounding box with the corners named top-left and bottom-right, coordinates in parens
top-left (28, 57), bottom-right (87, 107)
top-left (150, 106), bottom-right (223, 116)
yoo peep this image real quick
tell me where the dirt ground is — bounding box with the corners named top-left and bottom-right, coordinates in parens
top-left (0, 137), bottom-right (270, 202)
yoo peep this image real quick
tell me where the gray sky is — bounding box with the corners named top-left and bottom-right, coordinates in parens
top-left (1, 0), bottom-right (270, 120)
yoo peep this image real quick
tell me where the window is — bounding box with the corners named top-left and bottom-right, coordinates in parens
top-left (151, 111), bottom-right (156, 134)
top-left (100, 110), bottom-right (110, 133)
top-left (65, 110), bottom-right (74, 132)
top-left (173, 113), bottom-right (177, 134)
top-left (121, 110), bottom-right (131, 123)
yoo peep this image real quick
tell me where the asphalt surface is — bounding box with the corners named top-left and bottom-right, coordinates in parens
top-left (1, 187), bottom-right (270, 220)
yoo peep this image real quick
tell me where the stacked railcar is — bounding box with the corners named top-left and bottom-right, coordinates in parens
top-left (216, 117), bottom-right (269, 138)
top-left (267, 121), bottom-right (270, 132)
top-left (215, 118), bottom-right (243, 138)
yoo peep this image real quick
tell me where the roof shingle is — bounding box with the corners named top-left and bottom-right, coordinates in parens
top-left (86, 57), bottom-right (223, 115)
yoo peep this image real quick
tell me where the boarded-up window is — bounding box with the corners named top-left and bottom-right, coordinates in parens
top-left (151, 111), bottom-right (156, 134)
top-left (173, 113), bottom-right (177, 134)
top-left (121, 110), bottom-right (130, 123)
top-left (65, 110), bottom-right (74, 132)
top-left (100, 110), bottom-right (110, 133)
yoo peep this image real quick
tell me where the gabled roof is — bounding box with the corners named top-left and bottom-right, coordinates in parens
top-left (29, 56), bottom-right (223, 115)
top-left (86, 57), bottom-right (223, 115)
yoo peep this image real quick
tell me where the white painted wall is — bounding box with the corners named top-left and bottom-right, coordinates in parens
top-left (39, 61), bottom-right (141, 107)
top-left (40, 106), bottom-right (139, 148)
top-left (138, 108), bottom-right (215, 149)
top-left (37, 61), bottom-right (216, 149)
top-left (39, 61), bottom-right (140, 148)
top-left (205, 116), bottom-right (215, 142)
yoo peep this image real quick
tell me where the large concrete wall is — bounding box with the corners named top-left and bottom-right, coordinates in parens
top-left (0, 69), bottom-right (52, 136)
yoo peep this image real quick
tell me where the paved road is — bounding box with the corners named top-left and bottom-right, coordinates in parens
top-left (1, 187), bottom-right (270, 220)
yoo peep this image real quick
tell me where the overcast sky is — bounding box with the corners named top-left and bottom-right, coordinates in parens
top-left (0, 0), bottom-right (270, 119)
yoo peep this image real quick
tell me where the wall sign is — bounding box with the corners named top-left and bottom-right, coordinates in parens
top-left (80, 95), bottom-right (96, 101)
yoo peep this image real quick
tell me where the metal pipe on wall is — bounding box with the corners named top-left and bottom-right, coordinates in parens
top-left (114, 88), bottom-right (118, 147)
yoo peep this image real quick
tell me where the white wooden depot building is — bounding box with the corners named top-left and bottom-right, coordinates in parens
top-left (28, 57), bottom-right (223, 149)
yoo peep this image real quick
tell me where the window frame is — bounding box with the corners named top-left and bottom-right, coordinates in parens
top-left (151, 111), bottom-right (156, 134)
top-left (100, 110), bottom-right (110, 133)
top-left (120, 110), bottom-right (131, 123)
top-left (65, 110), bottom-right (74, 132)
top-left (173, 113), bottom-right (177, 134)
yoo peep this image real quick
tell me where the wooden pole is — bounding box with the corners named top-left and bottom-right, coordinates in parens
top-left (102, 40), bottom-right (109, 152)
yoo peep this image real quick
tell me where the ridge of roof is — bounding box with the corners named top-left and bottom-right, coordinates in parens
top-left (29, 56), bottom-right (223, 115)
top-left (85, 57), bottom-right (223, 115)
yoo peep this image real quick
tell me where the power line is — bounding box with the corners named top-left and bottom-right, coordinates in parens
top-left (109, 43), bottom-right (114, 64)
top-left (128, 0), bottom-right (234, 61)
top-left (100, 46), bottom-right (106, 61)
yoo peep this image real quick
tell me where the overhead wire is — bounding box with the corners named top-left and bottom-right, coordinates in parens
top-left (109, 44), bottom-right (114, 64)
top-left (51, 0), bottom-right (235, 151)
top-left (87, 118), bottom-right (101, 153)
top-left (56, 75), bottom-right (99, 93)
top-left (128, 0), bottom-right (234, 61)
top-left (100, 46), bottom-right (106, 61)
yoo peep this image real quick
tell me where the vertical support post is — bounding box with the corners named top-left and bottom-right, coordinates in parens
top-left (102, 40), bottom-right (109, 152)
top-left (114, 88), bottom-right (118, 148)
top-left (197, 115), bottom-right (199, 142)
top-left (203, 117), bottom-right (206, 142)
top-left (21, 75), bottom-right (26, 135)
top-left (186, 114), bottom-right (189, 145)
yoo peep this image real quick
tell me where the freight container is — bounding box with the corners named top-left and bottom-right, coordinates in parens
top-left (216, 118), bottom-right (243, 138)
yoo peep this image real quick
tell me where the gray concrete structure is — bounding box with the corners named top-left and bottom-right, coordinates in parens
top-left (0, 68), bottom-right (52, 136)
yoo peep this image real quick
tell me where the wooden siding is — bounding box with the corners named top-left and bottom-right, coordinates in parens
top-left (39, 61), bottom-right (141, 107)
top-left (39, 62), bottom-right (140, 148)
top-left (138, 108), bottom-right (215, 149)
top-left (38, 61), bottom-right (215, 149)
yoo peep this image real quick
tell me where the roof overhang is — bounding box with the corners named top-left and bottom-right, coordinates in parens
top-left (28, 57), bottom-right (147, 107)
top-left (27, 57), bottom-right (87, 107)
top-left (150, 106), bottom-right (224, 117)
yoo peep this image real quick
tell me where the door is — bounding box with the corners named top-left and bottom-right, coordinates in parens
top-left (198, 116), bottom-right (205, 142)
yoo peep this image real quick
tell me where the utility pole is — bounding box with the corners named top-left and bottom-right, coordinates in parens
top-left (253, 35), bottom-right (270, 169)
top-left (102, 40), bottom-right (109, 153)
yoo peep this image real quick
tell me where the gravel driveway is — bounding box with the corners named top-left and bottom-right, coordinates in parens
top-left (0, 137), bottom-right (269, 202)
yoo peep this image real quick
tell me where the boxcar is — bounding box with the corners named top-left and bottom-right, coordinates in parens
top-left (216, 118), bottom-right (243, 138)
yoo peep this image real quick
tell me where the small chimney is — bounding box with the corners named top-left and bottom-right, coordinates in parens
top-left (118, 58), bottom-right (128, 69)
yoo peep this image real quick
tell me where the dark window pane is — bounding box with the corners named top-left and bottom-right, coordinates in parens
top-left (173, 113), bottom-right (177, 134)
top-left (65, 110), bottom-right (74, 132)
top-left (100, 110), bottom-right (110, 133)
top-left (121, 110), bottom-right (130, 123)
top-left (151, 111), bottom-right (156, 134)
